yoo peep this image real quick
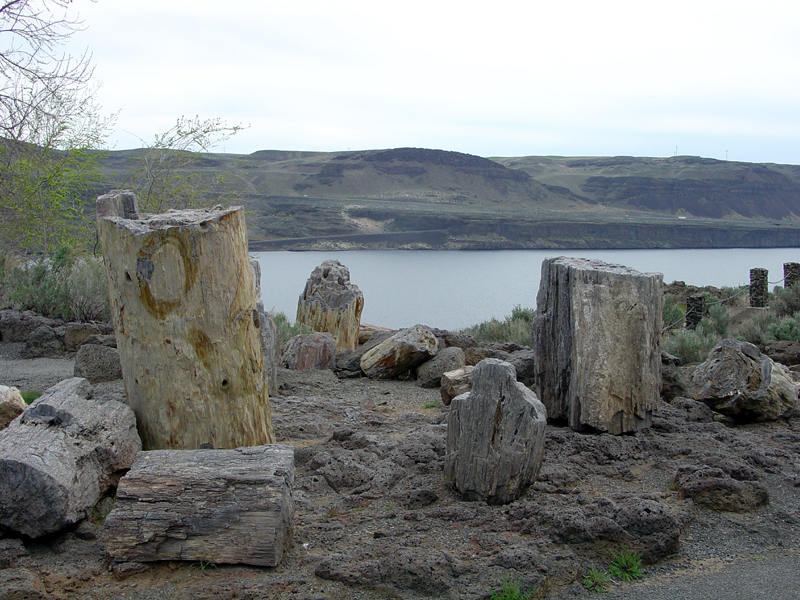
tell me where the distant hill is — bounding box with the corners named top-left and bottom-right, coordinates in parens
top-left (94, 147), bottom-right (800, 250)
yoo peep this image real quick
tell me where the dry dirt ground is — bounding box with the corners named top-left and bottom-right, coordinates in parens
top-left (1, 350), bottom-right (800, 600)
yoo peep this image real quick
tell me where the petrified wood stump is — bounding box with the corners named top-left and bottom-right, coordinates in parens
top-left (0, 378), bottom-right (140, 538)
top-left (96, 191), bottom-right (274, 449)
top-left (297, 260), bottom-right (364, 352)
top-left (531, 257), bottom-right (662, 434)
top-left (101, 444), bottom-right (294, 567)
top-left (444, 359), bottom-right (547, 504)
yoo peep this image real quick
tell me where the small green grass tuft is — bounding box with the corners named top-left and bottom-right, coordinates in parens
top-left (608, 546), bottom-right (643, 581)
top-left (581, 568), bottom-right (611, 593)
top-left (423, 400), bottom-right (440, 409)
top-left (489, 578), bottom-right (538, 600)
top-left (20, 391), bottom-right (42, 405)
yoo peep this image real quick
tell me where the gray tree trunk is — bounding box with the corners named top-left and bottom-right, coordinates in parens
top-left (96, 191), bottom-right (274, 449)
top-left (0, 378), bottom-right (141, 538)
top-left (101, 444), bottom-right (294, 567)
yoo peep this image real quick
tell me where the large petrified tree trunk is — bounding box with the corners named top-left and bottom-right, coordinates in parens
top-left (96, 191), bottom-right (274, 450)
top-left (0, 378), bottom-right (140, 538)
top-left (101, 444), bottom-right (294, 567)
top-left (296, 260), bottom-right (364, 352)
top-left (531, 257), bottom-right (662, 434)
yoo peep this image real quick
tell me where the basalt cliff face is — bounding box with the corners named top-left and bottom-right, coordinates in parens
top-left (96, 148), bottom-right (800, 250)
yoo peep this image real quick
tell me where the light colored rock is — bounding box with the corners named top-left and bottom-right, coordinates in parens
top-left (0, 378), bottom-right (141, 538)
top-left (690, 339), bottom-right (798, 421)
top-left (358, 323), bottom-right (392, 345)
top-left (531, 257), bottom-right (662, 434)
top-left (96, 192), bottom-right (274, 450)
top-left (440, 366), bottom-right (474, 406)
top-left (444, 359), bottom-right (547, 504)
top-left (296, 260), bottom-right (364, 352)
top-left (416, 347), bottom-right (466, 388)
top-left (73, 344), bottom-right (122, 383)
top-left (282, 332), bottom-right (336, 371)
top-left (0, 385), bottom-right (26, 430)
top-left (360, 324), bottom-right (438, 379)
top-left (101, 444), bottom-right (294, 567)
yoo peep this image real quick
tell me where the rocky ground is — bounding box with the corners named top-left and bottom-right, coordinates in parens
top-left (1, 346), bottom-right (800, 600)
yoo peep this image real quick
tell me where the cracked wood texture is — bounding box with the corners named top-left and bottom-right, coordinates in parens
top-left (96, 191), bottom-right (274, 450)
top-left (531, 257), bottom-right (662, 434)
top-left (101, 444), bottom-right (294, 567)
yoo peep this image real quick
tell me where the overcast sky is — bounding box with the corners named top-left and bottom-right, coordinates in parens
top-left (64, 0), bottom-right (800, 164)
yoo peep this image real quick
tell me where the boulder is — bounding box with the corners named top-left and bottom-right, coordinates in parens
top-left (20, 325), bottom-right (64, 358)
top-left (762, 340), bottom-right (800, 367)
top-left (506, 348), bottom-right (536, 387)
top-left (661, 351), bottom-right (691, 402)
top-left (674, 463), bottom-right (769, 512)
top-left (296, 260), bottom-right (364, 352)
top-left (63, 322), bottom-right (107, 352)
top-left (0, 309), bottom-right (61, 343)
top-left (464, 345), bottom-right (510, 366)
top-left (73, 344), bottom-right (123, 383)
top-left (0, 378), bottom-right (141, 537)
top-left (101, 444), bottom-right (295, 567)
top-left (690, 339), bottom-right (798, 421)
top-left (440, 366), bottom-right (473, 406)
top-left (444, 359), bottom-right (547, 504)
top-left (360, 324), bottom-right (438, 379)
top-left (81, 333), bottom-right (117, 348)
top-left (282, 332), bottom-right (336, 371)
top-left (531, 257), bottom-right (662, 434)
top-left (0, 568), bottom-right (51, 600)
top-left (0, 385), bottom-right (26, 430)
top-left (416, 347), bottom-right (466, 388)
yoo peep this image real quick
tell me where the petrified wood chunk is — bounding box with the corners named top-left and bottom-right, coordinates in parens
top-left (282, 332), bottom-right (336, 371)
top-left (0, 378), bottom-right (141, 538)
top-left (360, 324), bottom-right (438, 379)
top-left (0, 385), bottom-right (25, 430)
top-left (101, 444), bottom-right (295, 567)
top-left (296, 260), bottom-right (364, 352)
top-left (444, 359), bottom-right (547, 504)
top-left (96, 191), bottom-right (274, 449)
top-left (531, 257), bottom-right (662, 434)
top-left (690, 339), bottom-right (797, 421)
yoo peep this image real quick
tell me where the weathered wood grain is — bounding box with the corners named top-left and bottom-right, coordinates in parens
top-left (101, 444), bottom-right (295, 567)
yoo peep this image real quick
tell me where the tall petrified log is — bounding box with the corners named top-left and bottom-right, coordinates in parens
top-left (0, 378), bottom-right (140, 538)
top-left (531, 257), bottom-right (662, 434)
top-left (96, 191), bottom-right (274, 450)
top-left (297, 260), bottom-right (364, 352)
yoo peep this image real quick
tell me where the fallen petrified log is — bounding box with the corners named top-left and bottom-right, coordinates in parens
top-left (690, 339), bottom-right (798, 421)
top-left (101, 444), bottom-right (295, 567)
top-left (0, 378), bottom-right (141, 538)
top-left (96, 191), bottom-right (274, 449)
top-left (444, 359), bottom-right (547, 504)
top-left (360, 324), bottom-right (438, 379)
top-left (531, 257), bottom-right (662, 434)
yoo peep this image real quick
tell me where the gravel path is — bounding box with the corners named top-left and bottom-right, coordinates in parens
top-left (0, 342), bottom-right (75, 391)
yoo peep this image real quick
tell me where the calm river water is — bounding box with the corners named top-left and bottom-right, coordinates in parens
top-left (255, 248), bottom-right (800, 331)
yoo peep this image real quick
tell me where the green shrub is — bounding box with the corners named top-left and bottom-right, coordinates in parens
top-left (5, 249), bottom-right (74, 319)
top-left (772, 284), bottom-right (800, 317)
top-left (20, 391), bottom-right (42, 405)
top-left (661, 324), bottom-right (721, 365)
top-left (736, 311), bottom-right (779, 346)
top-left (270, 311), bottom-right (314, 346)
top-left (662, 294), bottom-right (685, 332)
top-left (767, 314), bottom-right (800, 342)
top-left (67, 257), bottom-right (110, 322)
top-left (703, 303), bottom-right (730, 338)
top-left (459, 305), bottom-right (536, 346)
